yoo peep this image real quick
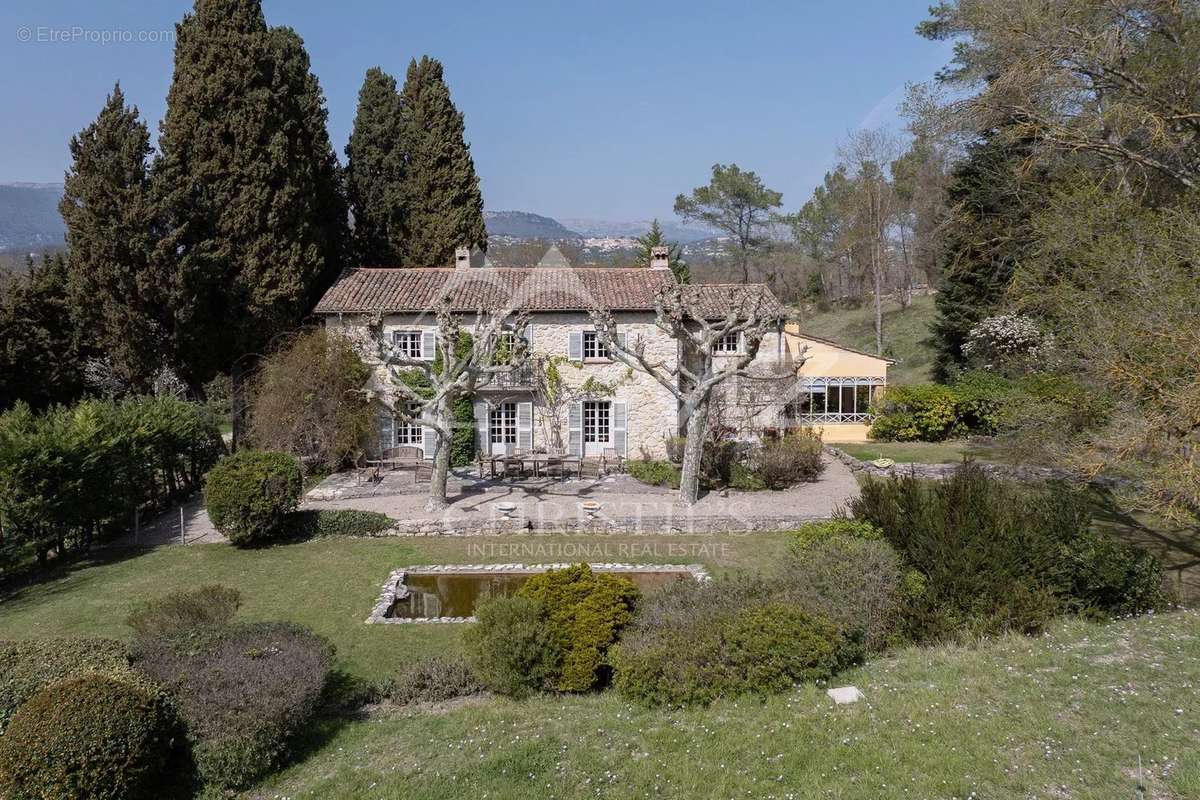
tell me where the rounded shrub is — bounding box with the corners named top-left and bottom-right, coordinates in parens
top-left (0, 675), bottom-right (186, 800)
top-left (787, 518), bottom-right (883, 554)
top-left (385, 656), bottom-right (482, 706)
top-left (723, 603), bottom-right (846, 694)
top-left (613, 578), bottom-right (850, 707)
top-left (869, 384), bottom-right (959, 442)
top-left (130, 622), bottom-right (332, 790)
top-left (517, 563), bottom-right (640, 692)
top-left (750, 430), bottom-right (824, 488)
top-left (466, 596), bottom-right (561, 699)
top-left (0, 637), bottom-right (147, 735)
top-left (203, 450), bottom-right (303, 546)
top-left (782, 535), bottom-right (908, 652)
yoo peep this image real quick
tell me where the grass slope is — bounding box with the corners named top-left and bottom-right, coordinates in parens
top-left (798, 293), bottom-right (938, 384)
top-left (0, 533), bottom-right (792, 681)
top-left (258, 611), bottom-right (1200, 800)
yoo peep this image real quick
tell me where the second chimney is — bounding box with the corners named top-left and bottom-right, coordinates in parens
top-left (454, 246), bottom-right (471, 268)
top-left (649, 245), bottom-right (670, 270)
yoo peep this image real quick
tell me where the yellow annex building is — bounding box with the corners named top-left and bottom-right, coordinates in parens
top-left (782, 322), bottom-right (893, 443)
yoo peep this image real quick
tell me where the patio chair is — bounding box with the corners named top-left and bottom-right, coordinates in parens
top-left (543, 447), bottom-right (566, 478)
top-left (501, 448), bottom-right (527, 478)
top-left (602, 447), bottom-right (624, 474)
top-left (579, 457), bottom-right (602, 480)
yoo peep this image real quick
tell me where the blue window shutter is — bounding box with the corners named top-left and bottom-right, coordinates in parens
top-left (421, 329), bottom-right (436, 361)
top-left (568, 330), bottom-right (582, 360)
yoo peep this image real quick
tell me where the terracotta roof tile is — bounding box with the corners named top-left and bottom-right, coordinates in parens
top-left (313, 267), bottom-right (786, 319)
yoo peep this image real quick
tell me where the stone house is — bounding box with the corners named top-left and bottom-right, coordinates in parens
top-left (313, 248), bottom-right (886, 460)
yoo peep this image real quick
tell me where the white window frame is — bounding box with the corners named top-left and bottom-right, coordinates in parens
top-left (489, 401), bottom-right (518, 446)
top-left (582, 330), bottom-right (609, 360)
top-left (786, 377), bottom-right (884, 424)
top-left (392, 330), bottom-right (423, 360)
top-left (393, 404), bottom-right (423, 446)
top-left (583, 400), bottom-right (611, 444)
top-left (714, 332), bottom-right (739, 354)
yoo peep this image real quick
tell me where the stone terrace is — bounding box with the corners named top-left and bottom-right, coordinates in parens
top-left (303, 454), bottom-right (860, 536)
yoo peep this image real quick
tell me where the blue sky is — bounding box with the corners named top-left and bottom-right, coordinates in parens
top-left (1, 1), bottom-right (952, 220)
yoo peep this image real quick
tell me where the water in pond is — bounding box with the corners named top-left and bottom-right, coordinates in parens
top-left (387, 569), bottom-right (691, 619)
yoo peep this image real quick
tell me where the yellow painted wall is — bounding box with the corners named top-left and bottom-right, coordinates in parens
top-left (784, 323), bottom-right (890, 380)
top-left (810, 423), bottom-right (873, 443)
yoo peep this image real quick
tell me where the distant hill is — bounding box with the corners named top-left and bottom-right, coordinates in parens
top-left (0, 183), bottom-right (65, 253)
top-left (560, 217), bottom-right (715, 243)
top-left (485, 211), bottom-right (581, 241)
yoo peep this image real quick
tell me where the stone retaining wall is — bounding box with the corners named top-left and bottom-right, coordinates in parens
top-left (378, 512), bottom-right (830, 537)
top-left (825, 445), bottom-right (1123, 487)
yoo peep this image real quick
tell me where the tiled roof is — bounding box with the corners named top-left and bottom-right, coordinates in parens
top-left (314, 267), bottom-right (786, 319)
top-left (683, 284), bottom-right (787, 320)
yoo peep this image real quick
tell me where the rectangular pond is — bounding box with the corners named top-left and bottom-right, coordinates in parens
top-left (367, 563), bottom-right (709, 623)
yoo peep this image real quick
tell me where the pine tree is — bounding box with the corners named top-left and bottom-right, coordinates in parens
top-left (153, 0), bottom-right (348, 443)
top-left (397, 56), bottom-right (486, 266)
top-left (59, 84), bottom-right (166, 392)
top-left (930, 135), bottom-right (1048, 380)
top-left (345, 67), bottom-right (405, 265)
top-left (635, 219), bottom-right (689, 282)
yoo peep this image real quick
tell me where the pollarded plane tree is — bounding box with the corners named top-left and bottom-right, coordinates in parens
top-left (367, 301), bottom-right (529, 511)
top-left (591, 283), bottom-right (791, 506)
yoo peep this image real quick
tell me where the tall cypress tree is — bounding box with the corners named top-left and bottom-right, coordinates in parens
top-left (345, 67), bottom-right (405, 265)
top-left (153, 0), bottom-right (348, 442)
top-left (59, 84), bottom-right (166, 392)
top-left (397, 56), bottom-right (486, 266)
top-left (0, 254), bottom-right (93, 411)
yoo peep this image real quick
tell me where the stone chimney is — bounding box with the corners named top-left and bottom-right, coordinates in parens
top-left (649, 245), bottom-right (670, 270)
top-left (454, 246), bottom-right (471, 268)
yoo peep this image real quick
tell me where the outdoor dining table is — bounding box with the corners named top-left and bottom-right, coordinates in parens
top-left (483, 453), bottom-right (581, 479)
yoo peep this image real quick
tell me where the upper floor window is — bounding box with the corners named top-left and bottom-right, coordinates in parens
top-left (714, 332), bottom-right (739, 354)
top-left (393, 331), bottom-right (422, 359)
top-left (582, 330), bottom-right (609, 360)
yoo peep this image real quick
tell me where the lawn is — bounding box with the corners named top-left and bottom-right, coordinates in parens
top-left (254, 611), bottom-right (1200, 800)
top-left (836, 439), bottom-right (975, 464)
top-left (0, 532), bottom-right (791, 681)
top-left (3, 531), bottom-right (1197, 799)
top-left (797, 293), bottom-right (938, 385)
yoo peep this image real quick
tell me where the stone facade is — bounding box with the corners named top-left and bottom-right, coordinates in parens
top-left (326, 311), bottom-right (793, 461)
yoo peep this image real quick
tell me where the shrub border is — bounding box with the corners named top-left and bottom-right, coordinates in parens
top-left (366, 563), bottom-right (710, 624)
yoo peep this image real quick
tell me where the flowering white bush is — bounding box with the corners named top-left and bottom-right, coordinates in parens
top-left (962, 314), bottom-right (1057, 373)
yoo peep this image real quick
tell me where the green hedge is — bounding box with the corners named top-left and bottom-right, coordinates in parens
top-left (626, 459), bottom-right (681, 488)
top-left (284, 508), bottom-right (396, 538)
top-left (612, 587), bottom-right (848, 707)
top-left (0, 637), bottom-right (147, 735)
top-left (0, 397), bottom-right (223, 571)
top-left (204, 450), bottom-right (303, 546)
top-left (0, 675), bottom-right (187, 800)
